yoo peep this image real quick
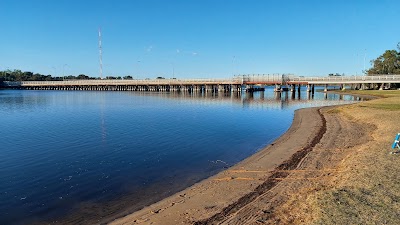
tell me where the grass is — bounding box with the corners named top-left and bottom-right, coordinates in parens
top-left (314, 93), bottom-right (400, 224)
top-left (340, 89), bottom-right (400, 98)
top-left (337, 90), bottom-right (400, 111)
top-left (364, 103), bottom-right (400, 110)
top-left (275, 90), bottom-right (400, 224)
top-left (310, 140), bottom-right (400, 224)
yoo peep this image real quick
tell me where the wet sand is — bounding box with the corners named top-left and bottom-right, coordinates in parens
top-left (110, 107), bottom-right (327, 224)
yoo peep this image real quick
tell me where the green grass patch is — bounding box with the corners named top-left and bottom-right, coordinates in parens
top-left (367, 104), bottom-right (400, 110)
top-left (340, 90), bottom-right (400, 98)
top-left (356, 94), bottom-right (400, 110)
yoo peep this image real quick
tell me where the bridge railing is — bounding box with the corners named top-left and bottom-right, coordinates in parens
top-left (3, 74), bottom-right (400, 87)
top-left (291, 75), bottom-right (400, 82)
top-left (16, 78), bottom-right (242, 86)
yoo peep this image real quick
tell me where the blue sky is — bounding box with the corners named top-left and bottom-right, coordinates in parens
top-left (1, 0), bottom-right (399, 78)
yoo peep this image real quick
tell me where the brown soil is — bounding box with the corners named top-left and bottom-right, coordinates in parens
top-left (214, 106), bottom-right (374, 224)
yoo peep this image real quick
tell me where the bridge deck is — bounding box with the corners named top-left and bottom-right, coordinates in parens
top-left (2, 75), bottom-right (400, 89)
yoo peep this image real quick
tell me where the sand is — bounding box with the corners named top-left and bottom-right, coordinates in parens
top-left (111, 91), bottom-right (400, 224)
top-left (110, 107), bottom-right (326, 224)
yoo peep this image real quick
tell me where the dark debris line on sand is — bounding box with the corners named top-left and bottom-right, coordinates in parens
top-left (193, 108), bottom-right (327, 225)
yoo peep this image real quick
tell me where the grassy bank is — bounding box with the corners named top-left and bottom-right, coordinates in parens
top-left (278, 90), bottom-right (400, 224)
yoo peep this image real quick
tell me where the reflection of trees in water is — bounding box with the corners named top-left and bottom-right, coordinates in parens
top-left (0, 91), bottom-right (48, 111)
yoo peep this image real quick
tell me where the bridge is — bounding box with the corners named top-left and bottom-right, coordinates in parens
top-left (2, 74), bottom-right (400, 92)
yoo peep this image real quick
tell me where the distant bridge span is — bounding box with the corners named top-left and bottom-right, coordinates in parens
top-left (2, 74), bottom-right (400, 92)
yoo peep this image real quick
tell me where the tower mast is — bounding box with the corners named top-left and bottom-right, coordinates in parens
top-left (99, 27), bottom-right (103, 79)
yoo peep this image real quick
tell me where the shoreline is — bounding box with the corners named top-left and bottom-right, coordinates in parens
top-left (323, 90), bottom-right (380, 100)
top-left (110, 106), bottom-right (327, 224)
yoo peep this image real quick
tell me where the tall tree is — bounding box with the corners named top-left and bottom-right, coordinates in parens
top-left (367, 43), bottom-right (400, 75)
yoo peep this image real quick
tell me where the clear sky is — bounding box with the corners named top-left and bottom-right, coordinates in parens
top-left (1, 0), bottom-right (399, 78)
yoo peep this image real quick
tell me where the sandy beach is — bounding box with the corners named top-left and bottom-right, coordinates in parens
top-left (110, 106), bottom-right (325, 225)
top-left (110, 90), bottom-right (400, 225)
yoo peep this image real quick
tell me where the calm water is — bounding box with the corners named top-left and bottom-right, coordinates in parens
top-left (0, 88), bottom-right (361, 224)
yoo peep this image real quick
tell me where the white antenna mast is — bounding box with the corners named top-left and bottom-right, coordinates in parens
top-left (99, 27), bottom-right (103, 79)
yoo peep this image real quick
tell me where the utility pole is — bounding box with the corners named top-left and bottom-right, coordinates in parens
top-left (99, 27), bottom-right (103, 79)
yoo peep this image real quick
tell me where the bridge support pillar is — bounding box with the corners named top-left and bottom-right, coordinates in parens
top-left (231, 84), bottom-right (241, 92)
top-left (324, 84), bottom-right (328, 92)
top-left (213, 85), bottom-right (218, 93)
top-left (379, 83), bottom-right (385, 90)
top-left (246, 85), bottom-right (251, 92)
top-left (306, 84), bottom-right (311, 92)
top-left (274, 84), bottom-right (281, 92)
top-left (290, 84), bottom-right (295, 92)
top-left (230, 85), bottom-right (235, 92)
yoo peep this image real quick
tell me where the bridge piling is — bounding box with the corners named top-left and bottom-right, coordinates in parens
top-left (274, 84), bottom-right (281, 92)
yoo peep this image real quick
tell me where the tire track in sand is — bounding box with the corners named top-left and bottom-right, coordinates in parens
top-left (193, 108), bottom-right (327, 225)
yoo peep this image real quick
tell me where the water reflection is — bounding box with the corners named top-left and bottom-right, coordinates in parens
top-left (0, 88), bottom-right (365, 113)
top-left (127, 87), bottom-right (363, 111)
top-left (0, 91), bottom-right (48, 112)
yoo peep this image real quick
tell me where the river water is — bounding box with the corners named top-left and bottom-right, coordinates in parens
top-left (0, 88), bottom-right (362, 224)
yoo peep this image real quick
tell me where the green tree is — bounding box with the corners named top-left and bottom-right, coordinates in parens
top-left (77, 74), bottom-right (89, 79)
top-left (0, 68), bottom-right (98, 81)
top-left (367, 43), bottom-right (400, 75)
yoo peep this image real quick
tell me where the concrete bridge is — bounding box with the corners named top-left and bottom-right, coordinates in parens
top-left (2, 74), bottom-right (400, 92)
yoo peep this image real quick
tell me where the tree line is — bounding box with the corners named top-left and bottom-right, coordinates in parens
top-left (0, 69), bottom-right (134, 82)
top-left (367, 43), bottom-right (400, 75)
